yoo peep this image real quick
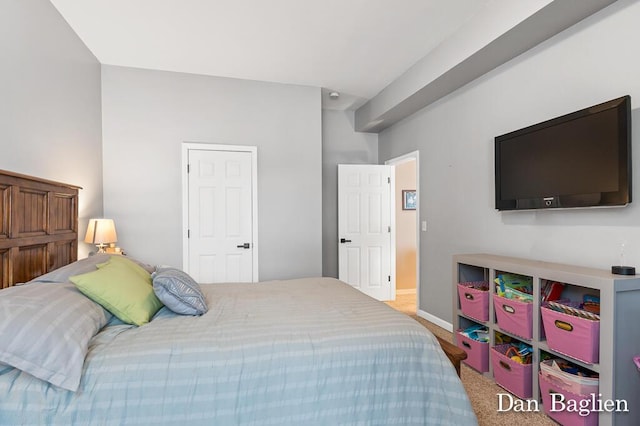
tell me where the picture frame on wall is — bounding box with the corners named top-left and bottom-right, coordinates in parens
top-left (402, 190), bottom-right (416, 210)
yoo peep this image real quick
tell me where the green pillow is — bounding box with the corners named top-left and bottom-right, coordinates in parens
top-left (71, 259), bottom-right (163, 326)
top-left (97, 255), bottom-right (152, 280)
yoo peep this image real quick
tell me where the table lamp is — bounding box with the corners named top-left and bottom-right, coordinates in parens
top-left (84, 219), bottom-right (118, 253)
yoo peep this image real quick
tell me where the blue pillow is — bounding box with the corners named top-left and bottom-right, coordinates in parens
top-left (152, 268), bottom-right (208, 316)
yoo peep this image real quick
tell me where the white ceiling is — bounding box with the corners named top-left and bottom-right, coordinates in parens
top-left (50, 0), bottom-right (492, 110)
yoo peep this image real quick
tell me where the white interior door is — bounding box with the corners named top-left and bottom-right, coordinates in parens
top-left (338, 164), bottom-right (394, 301)
top-left (184, 146), bottom-right (257, 283)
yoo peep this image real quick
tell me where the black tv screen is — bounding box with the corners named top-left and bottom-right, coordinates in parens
top-left (495, 96), bottom-right (631, 211)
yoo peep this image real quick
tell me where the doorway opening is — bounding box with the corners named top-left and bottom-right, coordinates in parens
top-left (386, 151), bottom-right (419, 314)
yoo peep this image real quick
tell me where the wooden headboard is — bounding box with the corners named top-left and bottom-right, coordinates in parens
top-left (0, 170), bottom-right (80, 289)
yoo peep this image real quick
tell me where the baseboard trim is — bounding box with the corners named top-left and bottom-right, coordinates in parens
top-left (417, 309), bottom-right (453, 333)
top-left (396, 288), bottom-right (417, 295)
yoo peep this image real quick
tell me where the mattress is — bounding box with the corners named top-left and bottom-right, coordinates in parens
top-left (0, 277), bottom-right (476, 425)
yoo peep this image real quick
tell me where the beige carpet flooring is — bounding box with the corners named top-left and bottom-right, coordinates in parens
top-left (386, 293), bottom-right (556, 426)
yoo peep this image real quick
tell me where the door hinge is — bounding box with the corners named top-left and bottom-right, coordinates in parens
top-left (388, 226), bottom-right (391, 233)
top-left (387, 177), bottom-right (391, 184)
top-left (187, 229), bottom-right (190, 238)
top-left (388, 275), bottom-right (391, 282)
top-left (187, 164), bottom-right (190, 173)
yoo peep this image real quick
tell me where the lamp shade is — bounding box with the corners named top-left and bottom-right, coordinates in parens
top-left (84, 219), bottom-right (118, 245)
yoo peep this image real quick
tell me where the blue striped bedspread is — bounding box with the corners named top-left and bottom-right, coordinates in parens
top-left (0, 277), bottom-right (477, 425)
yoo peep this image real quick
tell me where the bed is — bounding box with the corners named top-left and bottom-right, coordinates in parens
top-left (0, 170), bottom-right (477, 425)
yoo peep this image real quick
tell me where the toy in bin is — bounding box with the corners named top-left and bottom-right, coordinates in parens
top-left (540, 280), bottom-right (564, 302)
top-left (495, 273), bottom-right (533, 302)
top-left (459, 324), bottom-right (489, 342)
top-left (494, 334), bottom-right (532, 364)
top-left (545, 294), bottom-right (600, 320)
top-left (504, 342), bottom-right (532, 365)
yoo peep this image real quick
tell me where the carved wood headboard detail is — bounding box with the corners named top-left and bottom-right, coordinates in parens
top-left (0, 170), bottom-right (81, 289)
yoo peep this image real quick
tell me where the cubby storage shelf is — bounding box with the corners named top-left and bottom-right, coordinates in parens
top-left (453, 253), bottom-right (640, 426)
top-left (537, 341), bottom-right (601, 373)
top-left (457, 312), bottom-right (489, 326)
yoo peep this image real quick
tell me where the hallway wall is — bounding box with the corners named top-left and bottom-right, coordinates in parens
top-left (395, 160), bottom-right (417, 291)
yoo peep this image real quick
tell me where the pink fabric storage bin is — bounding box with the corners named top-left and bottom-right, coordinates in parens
top-left (493, 294), bottom-right (533, 339)
top-left (539, 373), bottom-right (598, 426)
top-left (541, 306), bottom-right (600, 364)
top-left (456, 331), bottom-right (489, 373)
top-left (457, 282), bottom-right (489, 321)
top-left (491, 344), bottom-right (532, 399)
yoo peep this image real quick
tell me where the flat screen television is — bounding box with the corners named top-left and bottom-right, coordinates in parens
top-left (495, 95), bottom-right (631, 211)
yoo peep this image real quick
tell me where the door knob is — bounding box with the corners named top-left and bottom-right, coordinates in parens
top-left (237, 243), bottom-right (250, 249)
top-left (340, 238), bottom-right (352, 244)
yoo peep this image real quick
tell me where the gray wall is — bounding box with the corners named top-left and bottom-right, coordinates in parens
top-left (0, 0), bottom-right (104, 258)
top-left (378, 0), bottom-right (640, 324)
top-left (101, 66), bottom-right (322, 279)
top-left (322, 110), bottom-right (378, 277)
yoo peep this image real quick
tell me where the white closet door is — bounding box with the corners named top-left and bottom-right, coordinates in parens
top-left (187, 148), bottom-right (255, 283)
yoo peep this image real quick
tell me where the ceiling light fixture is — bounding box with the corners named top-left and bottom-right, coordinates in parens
top-left (329, 91), bottom-right (340, 99)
